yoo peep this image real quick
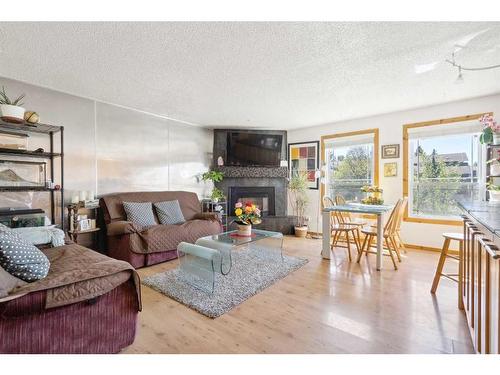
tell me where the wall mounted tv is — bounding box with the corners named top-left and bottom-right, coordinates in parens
top-left (226, 132), bottom-right (283, 167)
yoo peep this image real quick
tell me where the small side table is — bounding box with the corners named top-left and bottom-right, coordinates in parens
top-left (67, 202), bottom-right (100, 249)
top-left (68, 227), bottom-right (100, 244)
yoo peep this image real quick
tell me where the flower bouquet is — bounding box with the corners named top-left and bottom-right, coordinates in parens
top-left (361, 185), bottom-right (384, 205)
top-left (233, 201), bottom-right (262, 236)
top-left (479, 114), bottom-right (500, 145)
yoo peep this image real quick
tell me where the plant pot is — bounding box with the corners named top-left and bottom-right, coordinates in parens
top-left (489, 190), bottom-right (500, 202)
top-left (491, 177), bottom-right (500, 186)
top-left (236, 223), bottom-right (252, 236)
top-left (494, 133), bottom-right (500, 145)
top-left (491, 163), bottom-right (500, 176)
top-left (294, 225), bottom-right (308, 238)
top-left (0, 104), bottom-right (25, 123)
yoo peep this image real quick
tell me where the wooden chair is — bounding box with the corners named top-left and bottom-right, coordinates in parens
top-left (430, 232), bottom-right (463, 294)
top-left (357, 199), bottom-right (403, 270)
top-left (323, 195), bottom-right (361, 262)
top-left (335, 195), bottom-right (367, 227)
top-left (393, 197), bottom-right (408, 254)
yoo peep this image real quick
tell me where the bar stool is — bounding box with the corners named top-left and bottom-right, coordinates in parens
top-left (430, 232), bottom-right (464, 294)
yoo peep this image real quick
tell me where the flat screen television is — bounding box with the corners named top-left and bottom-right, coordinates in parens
top-left (226, 132), bottom-right (283, 167)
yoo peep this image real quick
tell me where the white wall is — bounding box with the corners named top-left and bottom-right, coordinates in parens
top-left (0, 77), bottom-right (213, 222)
top-left (288, 93), bottom-right (500, 249)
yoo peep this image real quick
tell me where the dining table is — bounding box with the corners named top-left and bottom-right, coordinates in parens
top-left (322, 203), bottom-right (393, 270)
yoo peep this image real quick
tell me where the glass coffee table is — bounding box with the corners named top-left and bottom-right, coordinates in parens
top-left (176, 229), bottom-right (283, 293)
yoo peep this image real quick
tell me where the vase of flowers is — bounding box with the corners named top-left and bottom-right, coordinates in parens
top-left (233, 201), bottom-right (262, 236)
top-left (361, 185), bottom-right (384, 205)
top-left (480, 114), bottom-right (500, 145)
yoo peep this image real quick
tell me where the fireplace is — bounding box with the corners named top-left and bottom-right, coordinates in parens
top-left (229, 186), bottom-right (276, 216)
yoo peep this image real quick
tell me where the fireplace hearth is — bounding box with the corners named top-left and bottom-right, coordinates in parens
top-left (229, 187), bottom-right (276, 216)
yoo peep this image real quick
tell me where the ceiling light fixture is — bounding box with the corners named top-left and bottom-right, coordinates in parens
top-left (446, 52), bottom-right (500, 83)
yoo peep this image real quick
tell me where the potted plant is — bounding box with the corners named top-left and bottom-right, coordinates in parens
top-left (201, 170), bottom-right (225, 202)
top-left (0, 86), bottom-right (26, 123)
top-left (479, 114), bottom-right (500, 145)
top-left (233, 201), bottom-right (262, 236)
top-left (487, 149), bottom-right (500, 178)
top-left (487, 183), bottom-right (500, 202)
top-left (288, 172), bottom-right (309, 237)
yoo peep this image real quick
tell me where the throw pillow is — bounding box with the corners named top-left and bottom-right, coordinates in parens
top-left (123, 201), bottom-right (157, 228)
top-left (0, 264), bottom-right (27, 298)
top-left (154, 200), bottom-right (186, 225)
top-left (0, 231), bottom-right (50, 282)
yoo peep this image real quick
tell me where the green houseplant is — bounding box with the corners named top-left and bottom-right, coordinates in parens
top-left (201, 170), bottom-right (225, 202)
top-left (288, 172), bottom-right (309, 237)
top-left (0, 86), bottom-right (26, 123)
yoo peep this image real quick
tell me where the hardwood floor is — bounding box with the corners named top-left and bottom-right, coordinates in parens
top-left (123, 236), bottom-right (473, 354)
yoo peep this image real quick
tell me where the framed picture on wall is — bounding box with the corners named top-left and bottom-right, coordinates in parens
top-left (288, 141), bottom-right (320, 189)
top-left (381, 144), bottom-right (400, 159)
top-left (384, 162), bottom-right (397, 177)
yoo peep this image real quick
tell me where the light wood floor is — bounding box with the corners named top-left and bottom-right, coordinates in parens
top-left (123, 236), bottom-right (473, 354)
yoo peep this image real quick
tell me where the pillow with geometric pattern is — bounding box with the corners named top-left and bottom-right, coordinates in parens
top-left (0, 230), bottom-right (50, 282)
top-left (154, 200), bottom-right (186, 225)
top-left (123, 201), bottom-right (157, 228)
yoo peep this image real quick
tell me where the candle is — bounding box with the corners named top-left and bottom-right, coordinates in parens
top-left (87, 190), bottom-right (95, 201)
top-left (71, 194), bottom-right (79, 204)
top-left (79, 190), bottom-right (87, 202)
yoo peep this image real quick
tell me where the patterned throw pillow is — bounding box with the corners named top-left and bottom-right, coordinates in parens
top-left (154, 200), bottom-right (186, 225)
top-left (0, 231), bottom-right (50, 282)
top-left (123, 201), bottom-right (157, 228)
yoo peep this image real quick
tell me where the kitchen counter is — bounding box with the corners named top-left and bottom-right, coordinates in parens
top-left (458, 199), bottom-right (500, 353)
top-left (457, 200), bottom-right (500, 237)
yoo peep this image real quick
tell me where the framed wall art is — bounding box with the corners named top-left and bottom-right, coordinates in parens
top-left (384, 162), bottom-right (397, 177)
top-left (288, 141), bottom-right (319, 189)
top-left (381, 144), bottom-right (400, 159)
top-left (0, 160), bottom-right (46, 188)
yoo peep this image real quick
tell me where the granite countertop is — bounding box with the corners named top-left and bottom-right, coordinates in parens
top-left (457, 200), bottom-right (500, 236)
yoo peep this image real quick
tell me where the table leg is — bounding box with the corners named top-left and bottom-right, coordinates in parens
top-left (322, 211), bottom-right (331, 259)
top-left (376, 213), bottom-right (383, 271)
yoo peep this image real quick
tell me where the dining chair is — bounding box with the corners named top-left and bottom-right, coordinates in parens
top-left (322, 195), bottom-right (361, 262)
top-left (357, 199), bottom-right (403, 270)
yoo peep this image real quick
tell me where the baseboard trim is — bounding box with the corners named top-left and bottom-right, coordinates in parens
top-left (305, 233), bottom-right (459, 256)
top-left (404, 243), bottom-right (459, 255)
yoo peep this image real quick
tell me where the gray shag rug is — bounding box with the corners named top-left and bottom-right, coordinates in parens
top-left (142, 247), bottom-right (308, 318)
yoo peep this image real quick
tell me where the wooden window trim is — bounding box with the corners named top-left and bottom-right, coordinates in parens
top-left (402, 112), bottom-right (493, 226)
top-left (320, 128), bottom-right (379, 207)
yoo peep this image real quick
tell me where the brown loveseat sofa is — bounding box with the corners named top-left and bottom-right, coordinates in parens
top-left (100, 191), bottom-right (222, 268)
top-left (0, 242), bottom-right (140, 354)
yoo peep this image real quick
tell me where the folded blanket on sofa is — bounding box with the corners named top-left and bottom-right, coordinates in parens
top-left (1, 243), bottom-right (141, 310)
top-left (12, 226), bottom-right (65, 247)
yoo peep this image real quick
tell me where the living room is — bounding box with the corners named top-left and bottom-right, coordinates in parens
top-left (2, 2), bottom-right (500, 373)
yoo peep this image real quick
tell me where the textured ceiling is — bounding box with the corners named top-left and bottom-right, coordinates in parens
top-left (0, 22), bottom-right (500, 129)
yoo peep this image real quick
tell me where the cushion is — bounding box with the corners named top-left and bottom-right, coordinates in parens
top-left (0, 230), bottom-right (50, 282)
top-left (0, 264), bottom-right (27, 298)
top-left (123, 201), bottom-right (157, 228)
top-left (154, 200), bottom-right (186, 225)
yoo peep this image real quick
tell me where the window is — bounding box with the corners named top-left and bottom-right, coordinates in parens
top-left (321, 129), bottom-right (378, 202)
top-left (404, 115), bottom-right (486, 223)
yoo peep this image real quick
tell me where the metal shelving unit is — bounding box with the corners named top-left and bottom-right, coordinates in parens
top-left (486, 143), bottom-right (500, 201)
top-left (0, 119), bottom-right (64, 229)
top-left (201, 199), bottom-right (228, 231)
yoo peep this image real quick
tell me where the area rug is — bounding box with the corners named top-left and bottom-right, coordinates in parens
top-left (142, 247), bottom-right (308, 318)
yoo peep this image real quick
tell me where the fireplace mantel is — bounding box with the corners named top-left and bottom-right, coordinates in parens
top-left (216, 166), bottom-right (288, 178)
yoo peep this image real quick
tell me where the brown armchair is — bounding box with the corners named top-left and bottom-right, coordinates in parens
top-left (100, 191), bottom-right (222, 268)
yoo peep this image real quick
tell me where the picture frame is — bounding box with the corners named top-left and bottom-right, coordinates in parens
top-left (381, 144), bottom-right (400, 159)
top-left (384, 162), bottom-right (398, 177)
top-left (0, 160), bottom-right (46, 188)
top-left (288, 141), bottom-right (320, 189)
